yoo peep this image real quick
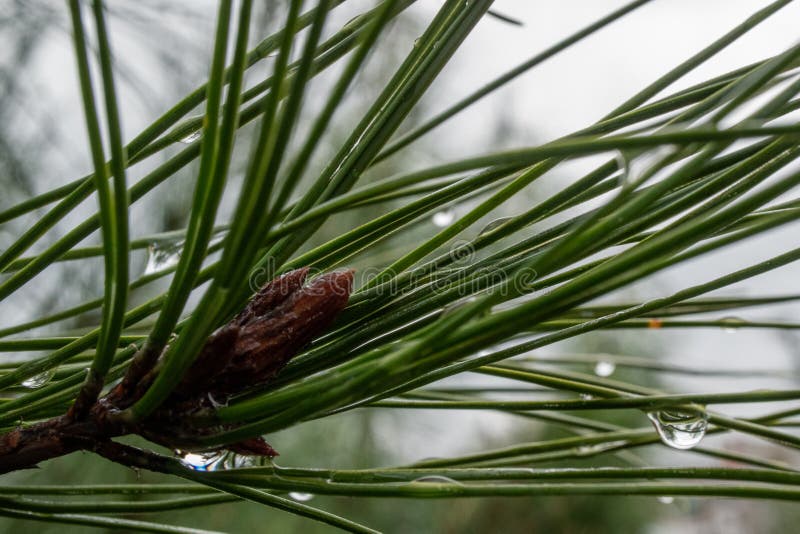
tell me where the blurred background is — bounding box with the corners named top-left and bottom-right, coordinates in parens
top-left (2, 0), bottom-right (800, 532)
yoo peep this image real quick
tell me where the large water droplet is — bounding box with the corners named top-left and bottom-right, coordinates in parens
top-left (647, 409), bottom-right (708, 450)
top-left (478, 217), bottom-right (512, 236)
top-left (432, 209), bottom-right (455, 227)
top-left (179, 130), bottom-right (202, 144)
top-left (144, 241), bottom-right (183, 275)
top-left (594, 360), bottom-right (616, 377)
top-left (176, 450), bottom-right (222, 471)
top-left (218, 452), bottom-right (255, 469)
top-left (21, 370), bottom-right (55, 389)
top-left (657, 496), bottom-right (675, 504)
top-left (720, 316), bottom-right (745, 333)
top-left (211, 451), bottom-right (271, 470)
top-left (288, 492), bottom-right (314, 502)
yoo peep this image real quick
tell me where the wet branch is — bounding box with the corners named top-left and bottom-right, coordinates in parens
top-left (0, 268), bottom-right (353, 475)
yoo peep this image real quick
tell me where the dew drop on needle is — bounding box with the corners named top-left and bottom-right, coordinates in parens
top-left (22, 370), bottom-right (55, 389)
top-left (594, 360), bottom-right (616, 377)
top-left (432, 209), bottom-right (455, 227)
top-left (647, 409), bottom-right (708, 450)
top-left (144, 241), bottom-right (183, 275)
top-left (179, 130), bottom-right (201, 144)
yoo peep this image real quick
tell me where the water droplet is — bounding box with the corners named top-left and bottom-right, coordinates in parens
top-left (432, 209), bottom-right (455, 227)
top-left (288, 492), bottom-right (314, 502)
top-left (413, 38), bottom-right (421, 48)
top-left (594, 360), bottom-right (616, 377)
top-left (176, 449), bottom-right (270, 472)
top-left (176, 450), bottom-right (222, 471)
top-left (144, 241), bottom-right (183, 275)
top-left (215, 451), bottom-right (272, 470)
top-left (647, 409), bottom-right (708, 450)
top-left (219, 453), bottom-right (253, 469)
top-left (21, 370), bottom-right (54, 389)
top-left (478, 217), bottom-right (512, 236)
top-left (179, 130), bottom-right (201, 144)
top-left (580, 393), bottom-right (593, 401)
top-left (657, 496), bottom-right (675, 504)
top-left (720, 316), bottom-right (745, 333)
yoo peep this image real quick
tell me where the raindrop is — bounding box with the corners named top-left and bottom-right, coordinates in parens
top-left (657, 496), bottom-right (675, 504)
top-left (176, 450), bottom-right (222, 471)
top-left (218, 452), bottom-right (255, 469)
top-left (579, 393), bottom-right (593, 401)
top-left (647, 409), bottom-right (708, 450)
top-left (179, 130), bottom-right (202, 144)
top-left (594, 360), bottom-right (616, 377)
top-left (21, 370), bottom-right (55, 389)
top-left (288, 492), bottom-right (314, 502)
top-left (432, 209), bottom-right (455, 227)
top-left (720, 316), bottom-right (745, 333)
top-left (144, 241), bottom-right (183, 275)
top-left (478, 217), bottom-right (513, 236)
top-left (216, 451), bottom-right (272, 470)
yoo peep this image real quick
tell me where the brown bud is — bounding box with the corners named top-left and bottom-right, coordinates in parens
top-left (137, 268), bottom-right (354, 457)
top-left (207, 269), bottom-right (354, 396)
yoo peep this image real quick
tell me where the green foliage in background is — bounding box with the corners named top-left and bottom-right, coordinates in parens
top-left (2, 0), bottom-right (800, 532)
